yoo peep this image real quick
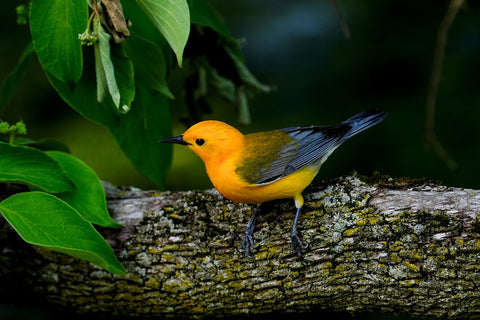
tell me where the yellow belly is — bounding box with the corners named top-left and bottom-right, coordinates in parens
top-left (207, 163), bottom-right (320, 205)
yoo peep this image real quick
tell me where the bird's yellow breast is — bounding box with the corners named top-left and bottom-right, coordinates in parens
top-left (205, 160), bottom-right (319, 204)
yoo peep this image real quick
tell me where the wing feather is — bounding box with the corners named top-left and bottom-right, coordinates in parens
top-left (237, 110), bottom-right (386, 185)
top-left (253, 124), bottom-right (350, 184)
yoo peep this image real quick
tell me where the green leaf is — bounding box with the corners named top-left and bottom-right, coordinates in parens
top-left (0, 192), bottom-right (125, 275)
top-left (94, 25), bottom-right (110, 105)
top-left (121, 0), bottom-right (174, 73)
top-left (45, 51), bottom-right (173, 186)
top-left (95, 23), bottom-right (120, 108)
top-left (94, 21), bottom-right (135, 113)
top-left (0, 42), bottom-right (35, 113)
top-left (125, 34), bottom-right (173, 98)
top-left (110, 85), bottom-right (173, 188)
top-left (17, 138), bottom-right (70, 153)
top-left (122, 0), bottom-right (175, 89)
top-left (111, 38), bottom-right (136, 113)
top-left (237, 87), bottom-right (251, 125)
top-left (134, 0), bottom-right (190, 66)
top-left (208, 66), bottom-right (236, 102)
top-left (225, 46), bottom-right (272, 94)
top-left (188, 0), bottom-right (243, 59)
top-left (46, 151), bottom-right (122, 228)
top-left (0, 141), bottom-right (74, 193)
top-left (45, 56), bottom-right (117, 128)
top-left (188, 0), bottom-right (232, 40)
top-left (30, 0), bottom-right (87, 83)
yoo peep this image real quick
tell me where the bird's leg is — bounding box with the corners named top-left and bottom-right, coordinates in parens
top-left (242, 205), bottom-right (260, 257)
top-left (291, 200), bottom-right (308, 257)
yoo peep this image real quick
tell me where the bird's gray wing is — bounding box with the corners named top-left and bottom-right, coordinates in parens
top-left (249, 124), bottom-right (351, 185)
top-left (237, 110), bottom-right (386, 185)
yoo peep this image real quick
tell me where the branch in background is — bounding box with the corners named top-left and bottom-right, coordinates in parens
top-left (329, 0), bottom-right (351, 39)
top-left (425, 0), bottom-right (464, 171)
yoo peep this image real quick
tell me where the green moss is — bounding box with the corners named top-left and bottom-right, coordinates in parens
top-left (161, 253), bottom-right (175, 262)
top-left (389, 253), bottom-right (402, 263)
top-left (436, 268), bottom-right (456, 279)
top-left (355, 171), bottom-right (441, 189)
top-left (146, 278), bottom-right (162, 289)
top-left (471, 218), bottom-right (480, 233)
top-left (402, 260), bottom-right (420, 273)
top-left (148, 246), bottom-right (160, 254)
top-left (191, 306), bottom-right (205, 313)
top-left (431, 212), bottom-right (450, 227)
top-left (400, 279), bottom-right (419, 287)
top-left (355, 218), bottom-right (367, 226)
top-left (163, 278), bottom-right (193, 293)
top-left (466, 239), bottom-right (480, 251)
top-left (389, 241), bottom-right (404, 252)
top-left (343, 228), bottom-right (358, 237)
top-left (435, 247), bottom-right (449, 256)
top-left (162, 244), bottom-right (181, 252)
top-left (332, 264), bottom-right (347, 279)
top-left (321, 261), bottom-right (333, 271)
top-left (368, 216), bottom-right (381, 225)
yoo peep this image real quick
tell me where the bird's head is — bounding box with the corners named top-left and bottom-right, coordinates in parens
top-left (159, 120), bottom-right (244, 164)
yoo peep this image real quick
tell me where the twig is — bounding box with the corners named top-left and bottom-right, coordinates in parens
top-left (425, 0), bottom-right (464, 171)
top-left (329, 0), bottom-right (351, 39)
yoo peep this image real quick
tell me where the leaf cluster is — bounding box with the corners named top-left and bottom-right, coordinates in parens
top-left (0, 127), bottom-right (125, 274)
top-left (1, 0), bottom-right (271, 187)
top-left (0, 0), bottom-right (269, 274)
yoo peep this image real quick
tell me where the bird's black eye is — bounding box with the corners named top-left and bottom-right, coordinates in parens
top-left (195, 138), bottom-right (205, 146)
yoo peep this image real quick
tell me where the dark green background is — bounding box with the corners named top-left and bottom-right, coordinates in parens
top-left (2, 0), bottom-right (480, 192)
top-left (1, 0), bottom-right (479, 318)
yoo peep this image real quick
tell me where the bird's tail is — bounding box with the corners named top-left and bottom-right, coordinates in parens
top-left (342, 110), bottom-right (386, 139)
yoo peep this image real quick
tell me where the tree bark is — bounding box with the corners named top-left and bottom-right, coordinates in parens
top-left (1, 174), bottom-right (480, 319)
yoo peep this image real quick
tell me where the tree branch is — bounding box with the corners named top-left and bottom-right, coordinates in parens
top-left (1, 174), bottom-right (480, 318)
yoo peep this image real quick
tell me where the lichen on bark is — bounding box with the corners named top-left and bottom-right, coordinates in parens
top-left (1, 174), bottom-right (480, 319)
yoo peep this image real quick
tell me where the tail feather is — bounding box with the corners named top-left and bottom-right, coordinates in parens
top-left (342, 110), bottom-right (386, 139)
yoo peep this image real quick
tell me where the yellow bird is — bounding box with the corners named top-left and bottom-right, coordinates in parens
top-left (160, 110), bottom-right (386, 256)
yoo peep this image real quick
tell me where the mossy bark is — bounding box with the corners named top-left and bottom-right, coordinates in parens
top-left (1, 174), bottom-right (480, 318)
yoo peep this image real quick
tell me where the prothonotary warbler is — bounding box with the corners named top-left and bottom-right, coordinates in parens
top-left (160, 110), bottom-right (386, 257)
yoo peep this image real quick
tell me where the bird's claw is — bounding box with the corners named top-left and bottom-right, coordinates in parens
top-left (242, 233), bottom-right (258, 258)
top-left (242, 207), bottom-right (259, 257)
top-left (290, 231), bottom-right (308, 257)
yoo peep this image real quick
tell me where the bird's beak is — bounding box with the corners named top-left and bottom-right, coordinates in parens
top-left (158, 135), bottom-right (191, 146)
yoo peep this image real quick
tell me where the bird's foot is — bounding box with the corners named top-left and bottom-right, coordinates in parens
top-left (241, 207), bottom-right (259, 257)
top-left (242, 232), bottom-right (258, 258)
top-left (290, 230), bottom-right (308, 257)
